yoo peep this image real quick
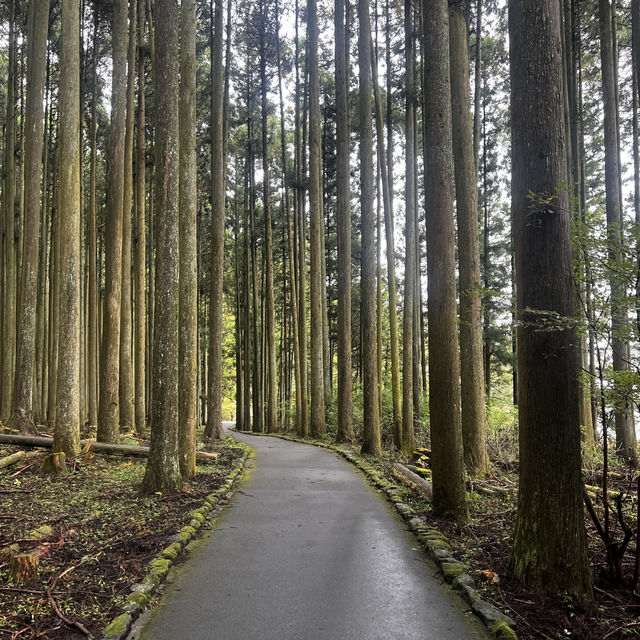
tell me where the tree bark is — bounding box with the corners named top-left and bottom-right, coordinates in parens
top-left (308, 0), bottom-right (326, 438)
top-left (359, 0), bottom-right (381, 456)
top-left (141, 0), bottom-right (182, 494)
top-left (179, 0), bottom-right (198, 477)
top-left (259, 0), bottom-right (278, 434)
top-left (371, 35), bottom-right (402, 452)
top-left (1, 0), bottom-right (17, 424)
top-left (449, 0), bottom-right (489, 476)
top-left (206, 0), bottom-right (226, 441)
top-left (402, 0), bottom-right (416, 456)
top-left (422, 0), bottom-right (468, 520)
top-left (87, 7), bottom-right (99, 428)
top-left (335, 0), bottom-right (354, 443)
top-left (54, 0), bottom-right (82, 458)
top-left (295, 0), bottom-right (308, 437)
top-left (120, 0), bottom-right (137, 432)
top-left (98, 0), bottom-right (128, 444)
top-left (9, 0), bottom-right (50, 435)
top-left (509, 0), bottom-right (592, 598)
top-left (134, 0), bottom-right (147, 434)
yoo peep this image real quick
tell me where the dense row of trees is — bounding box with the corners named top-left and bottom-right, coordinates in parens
top-left (1, 0), bottom-right (640, 598)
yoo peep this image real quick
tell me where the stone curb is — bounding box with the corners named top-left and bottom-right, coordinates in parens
top-left (101, 440), bottom-right (255, 640)
top-left (236, 429), bottom-right (518, 640)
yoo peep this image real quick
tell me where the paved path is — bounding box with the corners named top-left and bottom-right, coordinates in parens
top-left (132, 431), bottom-right (486, 640)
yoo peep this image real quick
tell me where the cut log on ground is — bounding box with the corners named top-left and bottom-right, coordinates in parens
top-left (392, 462), bottom-right (433, 500)
top-left (0, 450), bottom-right (42, 470)
top-left (0, 434), bottom-right (218, 464)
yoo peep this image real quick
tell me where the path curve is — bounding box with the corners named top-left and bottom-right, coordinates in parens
top-left (132, 430), bottom-right (486, 640)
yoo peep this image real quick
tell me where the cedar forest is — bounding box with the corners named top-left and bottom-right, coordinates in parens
top-left (2, 0), bottom-right (640, 638)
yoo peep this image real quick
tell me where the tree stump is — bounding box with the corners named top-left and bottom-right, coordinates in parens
top-left (8, 553), bottom-right (39, 583)
top-left (40, 452), bottom-right (66, 474)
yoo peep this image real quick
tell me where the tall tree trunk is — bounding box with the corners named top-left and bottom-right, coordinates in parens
top-left (9, 0), bottom-right (50, 435)
top-left (633, 1), bottom-right (640, 343)
top-left (248, 85), bottom-right (264, 434)
top-left (308, 0), bottom-right (326, 437)
top-left (243, 156), bottom-right (252, 431)
top-left (598, 0), bottom-right (637, 464)
top-left (54, 0), bottom-right (82, 458)
top-left (34, 51), bottom-right (51, 425)
top-left (472, 0), bottom-right (482, 169)
top-left (371, 34), bottom-right (402, 451)
top-left (141, 0), bottom-right (182, 494)
top-left (87, 7), bottom-right (99, 428)
top-left (509, 0), bottom-right (592, 598)
top-left (335, 0), bottom-right (354, 443)
top-left (179, 0), bottom-right (198, 476)
top-left (359, 0), bottom-right (381, 456)
top-left (134, 0), bottom-right (147, 434)
top-left (1, 0), bottom-right (17, 423)
top-left (276, 0), bottom-right (303, 436)
top-left (422, 0), bottom-right (468, 520)
top-left (120, 0), bottom-right (137, 431)
top-left (98, 0), bottom-right (128, 444)
top-left (295, 0), bottom-right (309, 437)
top-left (402, 0), bottom-right (417, 456)
top-left (206, 0), bottom-right (226, 441)
top-left (449, 0), bottom-right (489, 476)
top-left (259, 0), bottom-right (278, 434)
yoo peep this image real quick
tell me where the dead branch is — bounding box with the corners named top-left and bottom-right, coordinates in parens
top-left (46, 570), bottom-right (90, 637)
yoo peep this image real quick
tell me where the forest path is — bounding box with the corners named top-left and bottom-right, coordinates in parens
top-left (130, 427), bottom-right (487, 640)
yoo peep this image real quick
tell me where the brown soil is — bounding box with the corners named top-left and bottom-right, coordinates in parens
top-left (0, 436), bottom-right (244, 640)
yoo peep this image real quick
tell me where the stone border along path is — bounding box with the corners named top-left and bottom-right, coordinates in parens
top-left (241, 430), bottom-right (518, 640)
top-left (123, 427), bottom-right (495, 640)
top-left (102, 440), bottom-right (254, 640)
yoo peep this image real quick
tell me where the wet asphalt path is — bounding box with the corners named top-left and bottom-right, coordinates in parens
top-left (133, 429), bottom-right (486, 640)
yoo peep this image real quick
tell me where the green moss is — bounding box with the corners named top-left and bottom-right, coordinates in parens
top-left (160, 543), bottom-right (182, 560)
top-left (189, 518), bottom-right (202, 530)
top-left (189, 510), bottom-right (206, 524)
top-left (491, 621), bottom-right (518, 640)
top-left (40, 452), bottom-right (67, 474)
top-left (103, 613), bottom-right (132, 639)
top-left (26, 525), bottom-right (53, 540)
top-left (441, 562), bottom-right (468, 583)
top-left (126, 591), bottom-right (149, 608)
top-left (425, 539), bottom-right (451, 555)
top-left (150, 558), bottom-right (172, 572)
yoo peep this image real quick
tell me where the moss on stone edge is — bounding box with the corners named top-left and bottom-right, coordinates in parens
top-left (103, 613), bottom-right (133, 640)
top-left (126, 591), bottom-right (149, 609)
top-left (491, 621), bottom-right (518, 640)
top-left (101, 443), bottom-right (254, 638)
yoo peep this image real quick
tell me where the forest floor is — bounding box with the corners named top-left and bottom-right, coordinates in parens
top-left (364, 445), bottom-right (640, 640)
top-left (0, 428), bottom-right (245, 640)
top-left (2, 424), bottom-right (639, 640)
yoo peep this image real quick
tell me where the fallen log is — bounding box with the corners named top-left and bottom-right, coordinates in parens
top-left (0, 450), bottom-right (42, 470)
top-left (392, 462), bottom-right (433, 500)
top-left (0, 434), bottom-right (218, 464)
